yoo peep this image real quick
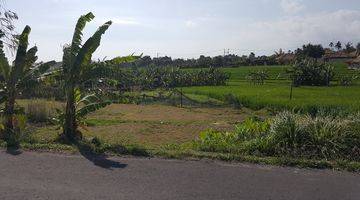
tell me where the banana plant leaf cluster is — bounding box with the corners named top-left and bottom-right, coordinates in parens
top-left (60, 12), bottom-right (114, 141)
top-left (0, 26), bottom-right (54, 142)
top-left (85, 65), bottom-right (230, 92)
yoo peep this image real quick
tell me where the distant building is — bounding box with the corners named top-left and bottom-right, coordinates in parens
top-left (346, 55), bottom-right (360, 70)
top-left (276, 53), bottom-right (295, 65)
top-left (323, 50), bottom-right (358, 62)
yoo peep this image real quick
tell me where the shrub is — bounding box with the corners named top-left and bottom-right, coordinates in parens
top-left (338, 75), bottom-right (358, 86)
top-left (0, 114), bottom-right (27, 147)
top-left (246, 70), bottom-right (269, 85)
top-left (234, 117), bottom-right (270, 141)
top-left (288, 59), bottom-right (334, 86)
top-left (268, 112), bottom-right (312, 155)
top-left (197, 129), bottom-right (238, 153)
top-left (196, 112), bottom-right (360, 161)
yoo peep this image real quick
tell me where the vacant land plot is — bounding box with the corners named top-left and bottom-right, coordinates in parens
top-left (30, 103), bottom-right (256, 148)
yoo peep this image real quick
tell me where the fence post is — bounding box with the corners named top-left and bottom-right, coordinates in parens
top-left (180, 88), bottom-right (183, 108)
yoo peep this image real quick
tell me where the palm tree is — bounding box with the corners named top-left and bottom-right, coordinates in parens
top-left (335, 41), bottom-right (342, 51)
top-left (61, 12), bottom-right (112, 141)
top-left (0, 26), bottom-right (54, 144)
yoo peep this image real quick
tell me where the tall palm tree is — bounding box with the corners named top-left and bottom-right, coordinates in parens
top-left (61, 12), bottom-right (112, 140)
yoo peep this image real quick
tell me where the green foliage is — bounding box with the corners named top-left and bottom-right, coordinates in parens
top-left (0, 25), bottom-right (53, 145)
top-left (197, 129), bottom-right (239, 153)
top-left (61, 12), bottom-right (113, 140)
top-left (338, 75), bottom-right (358, 86)
top-left (53, 92), bottom-right (111, 130)
top-left (92, 66), bottom-right (230, 91)
top-left (288, 59), bottom-right (334, 86)
top-left (295, 43), bottom-right (325, 59)
top-left (195, 112), bottom-right (360, 161)
top-left (135, 66), bottom-right (229, 89)
top-left (246, 70), bottom-right (269, 85)
top-left (235, 117), bottom-right (270, 141)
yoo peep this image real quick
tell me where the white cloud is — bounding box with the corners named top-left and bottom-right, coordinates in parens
top-left (230, 10), bottom-right (360, 54)
top-left (185, 20), bottom-right (197, 28)
top-left (112, 17), bottom-right (140, 26)
top-left (280, 0), bottom-right (305, 14)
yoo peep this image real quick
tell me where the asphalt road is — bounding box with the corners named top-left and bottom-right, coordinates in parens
top-left (0, 150), bottom-right (359, 200)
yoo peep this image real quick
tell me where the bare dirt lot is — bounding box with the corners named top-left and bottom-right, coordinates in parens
top-left (33, 103), bottom-right (257, 147)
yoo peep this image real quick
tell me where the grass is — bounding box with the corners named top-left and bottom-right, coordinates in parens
top-left (2, 138), bottom-right (360, 172)
top-left (182, 63), bottom-right (360, 112)
top-left (195, 112), bottom-right (360, 161)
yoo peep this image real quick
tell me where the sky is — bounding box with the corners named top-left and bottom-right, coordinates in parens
top-left (5, 0), bottom-right (360, 61)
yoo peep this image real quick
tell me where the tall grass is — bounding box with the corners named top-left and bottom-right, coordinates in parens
top-left (25, 99), bottom-right (62, 123)
top-left (195, 112), bottom-right (360, 161)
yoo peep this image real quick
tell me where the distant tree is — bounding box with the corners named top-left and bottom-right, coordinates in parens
top-left (344, 42), bottom-right (356, 53)
top-left (248, 52), bottom-right (256, 65)
top-left (197, 55), bottom-right (212, 67)
top-left (335, 41), bottom-right (342, 51)
top-left (329, 42), bottom-right (334, 49)
top-left (295, 43), bottom-right (325, 60)
top-left (274, 48), bottom-right (284, 56)
top-left (213, 56), bottom-right (223, 67)
top-left (137, 56), bottom-right (152, 67)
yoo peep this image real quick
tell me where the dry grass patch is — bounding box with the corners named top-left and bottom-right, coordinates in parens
top-left (30, 103), bottom-right (254, 147)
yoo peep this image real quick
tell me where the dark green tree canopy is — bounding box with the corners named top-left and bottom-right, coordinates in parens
top-left (295, 43), bottom-right (325, 59)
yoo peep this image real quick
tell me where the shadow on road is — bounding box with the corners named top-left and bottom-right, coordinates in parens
top-left (75, 141), bottom-right (128, 170)
top-left (6, 146), bottom-right (22, 156)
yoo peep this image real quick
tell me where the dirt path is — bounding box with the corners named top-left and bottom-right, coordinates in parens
top-left (0, 151), bottom-right (359, 200)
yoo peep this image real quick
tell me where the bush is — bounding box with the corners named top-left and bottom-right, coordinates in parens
top-left (197, 129), bottom-right (239, 153)
top-left (263, 112), bottom-right (359, 159)
top-left (338, 75), bottom-right (358, 86)
top-left (196, 112), bottom-right (360, 161)
top-left (268, 112), bottom-right (312, 155)
top-left (0, 114), bottom-right (27, 147)
top-left (289, 59), bottom-right (334, 86)
top-left (234, 117), bottom-right (270, 141)
top-left (246, 70), bottom-right (269, 85)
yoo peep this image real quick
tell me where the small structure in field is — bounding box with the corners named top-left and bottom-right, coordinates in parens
top-left (276, 53), bottom-right (296, 65)
top-left (346, 55), bottom-right (360, 70)
top-left (323, 50), bottom-right (358, 62)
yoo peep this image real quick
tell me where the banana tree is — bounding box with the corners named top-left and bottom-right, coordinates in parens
top-left (0, 26), bottom-right (54, 142)
top-left (61, 12), bottom-right (113, 141)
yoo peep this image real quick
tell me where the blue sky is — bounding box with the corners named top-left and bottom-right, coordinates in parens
top-left (5, 0), bottom-right (360, 61)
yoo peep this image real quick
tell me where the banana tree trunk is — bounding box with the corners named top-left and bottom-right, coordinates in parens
top-left (4, 86), bottom-right (16, 139)
top-left (63, 85), bottom-right (77, 141)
